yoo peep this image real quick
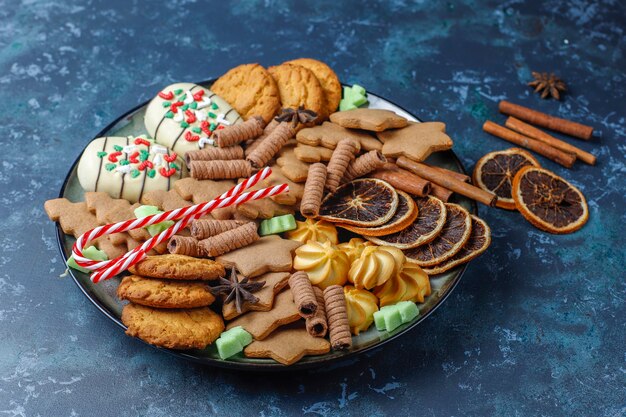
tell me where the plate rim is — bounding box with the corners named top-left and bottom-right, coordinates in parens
top-left (54, 79), bottom-right (477, 371)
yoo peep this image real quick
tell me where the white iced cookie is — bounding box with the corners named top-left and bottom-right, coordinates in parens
top-left (144, 83), bottom-right (242, 158)
top-left (77, 136), bottom-right (186, 203)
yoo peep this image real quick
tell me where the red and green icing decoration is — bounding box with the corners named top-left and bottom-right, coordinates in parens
top-left (159, 88), bottom-right (227, 141)
top-left (97, 135), bottom-right (181, 179)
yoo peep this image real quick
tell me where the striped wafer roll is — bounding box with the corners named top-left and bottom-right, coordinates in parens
top-left (198, 221), bottom-right (259, 257)
top-left (288, 271), bottom-right (318, 318)
top-left (167, 236), bottom-right (205, 257)
top-left (323, 285), bottom-right (352, 350)
top-left (306, 287), bottom-right (328, 337)
top-left (325, 139), bottom-right (359, 192)
top-left (300, 163), bottom-right (327, 218)
top-left (215, 116), bottom-right (265, 148)
top-left (190, 219), bottom-right (249, 239)
top-left (245, 119), bottom-right (280, 157)
top-left (189, 160), bottom-right (252, 180)
top-left (342, 150), bottom-right (387, 183)
top-left (185, 146), bottom-right (244, 165)
top-left (246, 122), bottom-right (295, 168)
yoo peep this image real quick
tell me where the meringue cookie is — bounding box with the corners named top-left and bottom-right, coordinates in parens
top-left (374, 260), bottom-right (431, 307)
top-left (337, 238), bottom-right (373, 264)
top-left (344, 285), bottom-right (379, 335)
top-left (285, 218), bottom-right (338, 245)
top-left (348, 246), bottom-right (400, 290)
top-left (293, 240), bottom-right (349, 289)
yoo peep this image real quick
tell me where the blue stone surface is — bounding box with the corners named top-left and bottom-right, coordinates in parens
top-left (0, 1), bottom-right (624, 416)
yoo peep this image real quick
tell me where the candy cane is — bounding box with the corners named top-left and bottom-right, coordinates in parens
top-left (72, 167), bottom-right (284, 282)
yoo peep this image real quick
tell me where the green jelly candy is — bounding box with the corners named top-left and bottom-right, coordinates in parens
top-left (134, 205), bottom-right (174, 237)
top-left (339, 84), bottom-right (369, 111)
top-left (396, 301), bottom-right (419, 323)
top-left (384, 308), bottom-right (403, 332)
top-left (258, 214), bottom-right (297, 236)
top-left (66, 246), bottom-right (108, 273)
top-left (215, 326), bottom-right (252, 360)
top-left (374, 310), bottom-right (386, 331)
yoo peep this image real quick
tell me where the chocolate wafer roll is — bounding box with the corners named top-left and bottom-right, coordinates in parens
top-left (167, 236), bottom-right (205, 257)
top-left (198, 221), bottom-right (259, 257)
top-left (306, 287), bottom-right (328, 337)
top-left (189, 160), bottom-right (252, 180)
top-left (215, 116), bottom-right (265, 148)
top-left (191, 219), bottom-right (248, 240)
top-left (289, 271), bottom-right (318, 318)
top-left (245, 119), bottom-right (280, 157)
top-left (325, 139), bottom-right (359, 192)
top-left (246, 122), bottom-right (295, 168)
top-left (300, 163), bottom-right (327, 218)
top-left (323, 285), bottom-right (352, 350)
top-left (185, 146), bottom-right (245, 166)
top-left (342, 150), bottom-right (387, 183)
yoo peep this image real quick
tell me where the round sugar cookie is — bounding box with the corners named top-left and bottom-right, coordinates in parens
top-left (77, 136), bottom-right (187, 203)
top-left (268, 64), bottom-right (326, 119)
top-left (144, 83), bottom-right (242, 158)
top-left (285, 58), bottom-right (341, 114)
top-left (211, 63), bottom-right (281, 124)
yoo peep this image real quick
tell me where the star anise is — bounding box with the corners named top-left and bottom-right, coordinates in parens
top-left (275, 106), bottom-right (318, 127)
top-left (528, 71), bottom-right (567, 100)
top-left (210, 267), bottom-right (265, 313)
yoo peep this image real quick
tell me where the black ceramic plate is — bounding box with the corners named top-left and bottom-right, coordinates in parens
top-left (55, 80), bottom-right (477, 370)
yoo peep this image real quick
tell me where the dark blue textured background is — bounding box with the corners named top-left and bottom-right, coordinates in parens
top-left (1, 1), bottom-right (624, 416)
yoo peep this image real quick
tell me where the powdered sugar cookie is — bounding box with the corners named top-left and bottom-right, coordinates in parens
top-left (144, 83), bottom-right (242, 157)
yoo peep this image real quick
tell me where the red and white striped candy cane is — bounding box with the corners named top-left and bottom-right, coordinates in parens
top-left (71, 167), bottom-right (287, 282)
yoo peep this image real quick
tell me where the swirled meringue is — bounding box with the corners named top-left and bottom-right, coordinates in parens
top-left (344, 285), bottom-right (379, 335)
top-left (293, 240), bottom-right (349, 289)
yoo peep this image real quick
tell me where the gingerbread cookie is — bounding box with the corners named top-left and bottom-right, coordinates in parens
top-left (376, 121), bottom-right (446, 143)
top-left (144, 83), bottom-right (242, 157)
top-left (216, 235), bottom-right (302, 278)
top-left (128, 254), bottom-right (224, 280)
top-left (235, 181), bottom-right (295, 220)
top-left (268, 64), bottom-right (326, 118)
top-left (294, 143), bottom-right (334, 163)
top-left (285, 58), bottom-right (342, 114)
top-left (262, 165), bottom-right (305, 206)
top-left (330, 109), bottom-right (408, 132)
top-left (117, 275), bottom-right (215, 309)
top-left (77, 136), bottom-right (186, 204)
top-left (222, 271), bottom-right (290, 320)
top-left (380, 122), bottom-right (453, 162)
top-left (211, 63), bottom-right (281, 124)
top-left (173, 177), bottom-right (236, 220)
top-left (244, 324), bottom-right (331, 365)
top-left (276, 141), bottom-right (311, 183)
top-left (122, 303), bottom-right (224, 349)
top-left (84, 192), bottom-right (150, 243)
top-left (44, 198), bottom-right (126, 259)
top-left (226, 290), bottom-right (301, 340)
top-left (140, 189), bottom-right (192, 212)
top-left (296, 122), bottom-right (382, 152)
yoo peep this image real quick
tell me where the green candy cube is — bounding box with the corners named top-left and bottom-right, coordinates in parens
top-left (133, 205), bottom-right (175, 237)
top-left (66, 246), bottom-right (108, 273)
top-left (258, 214), bottom-right (297, 236)
top-left (215, 326), bottom-right (253, 360)
top-left (339, 84), bottom-right (369, 111)
top-left (396, 301), bottom-right (419, 323)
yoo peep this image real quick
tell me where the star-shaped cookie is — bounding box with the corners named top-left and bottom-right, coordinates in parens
top-left (173, 177), bottom-right (236, 220)
top-left (222, 271), bottom-right (291, 320)
top-left (235, 179), bottom-right (295, 220)
top-left (276, 141), bottom-right (311, 183)
top-left (141, 189), bottom-right (193, 212)
top-left (226, 289), bottom-right (301, 340)
top-left (262, 164), bottom-right (305, 207)
top-left (216, 235), bottom-right (302, 278)
top-left (329, 109), bottom-right (408, 132)
top-left (244, 324), bottom-right (331, 365)
top-left (296, 121), bottom-right (382, 152)
top-left (380, 122), bottom-right (453, 162)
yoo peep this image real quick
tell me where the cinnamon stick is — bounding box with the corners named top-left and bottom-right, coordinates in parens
top-left (483, 121), bottom-right (576, 168)
top-left (505, 117), bottom-right (596, 165)
top-left (424, 164), bottom-right (470, 183)
top-left (396, 157), bottom-right (497, 206)
top-left (499, 100), bottom-right (593, 140)
top-left (369, 163), bottom-right (430, 197)
top-left (429, 184), bottom-right (453, 202)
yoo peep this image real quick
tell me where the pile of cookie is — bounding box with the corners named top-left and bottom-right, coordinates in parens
top-left (45, 58), bottom-right (492, 365)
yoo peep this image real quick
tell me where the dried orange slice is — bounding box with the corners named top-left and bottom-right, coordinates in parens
top-left (339, 190), bottom-right (418, 236)
top-left (403, 203), bottom-right (472, 266)
top-left (318, 179), bottom-right (399, 227)
top-left (366, 196), bottom-right (446, 249)
top-left (512, 166), bottom-right (588, 234)
top-left (422, 215), bottom-right (491, 275)
top-left (473, 148), bottom-right (540, 210)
